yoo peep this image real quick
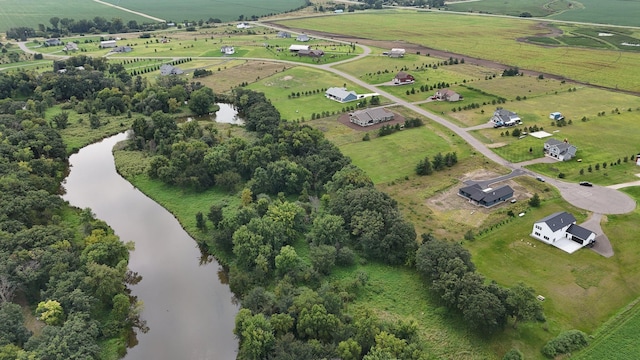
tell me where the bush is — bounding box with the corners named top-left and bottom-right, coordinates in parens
top-left (503, 348), bottom-right (523, 360)
top-left (541, 330), bottom-right (588, 358)
top-left (336, 246), bottom-right (356, 266)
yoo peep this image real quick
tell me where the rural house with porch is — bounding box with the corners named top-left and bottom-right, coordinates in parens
top-left (393, 71), bottom-right (415, 85)
top-left (349, 108), bottom-right (395, 127)
top-left (544, 139), bottom-right (577, 161)
top-left (434, 89), bottom-right (461, 102)
top-left (531, 212), bottom-right (596, 253)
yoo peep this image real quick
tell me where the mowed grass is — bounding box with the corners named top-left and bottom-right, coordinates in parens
top-left (247, 66), bottom-right (382, 121)
top-left (548, 0), bottom-right (640, 27)
top-left (445, 0), bottom-right (568, 17)
top-left (100, 0), bottom-right (307, 23)
top-left (465, 191), bottom-right (640, 358)
top-left (0, 0), bottom-right (150, 32)
top-left (574, 187), bottom-right (640, 359)
top-left (276, 12), bottom-right (640, 92)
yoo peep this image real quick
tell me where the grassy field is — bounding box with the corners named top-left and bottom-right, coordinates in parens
top-left (0, 0), bottom-right (150, 32)
top-left (446, 0), bottom-right (571, 17)
top-left (100, 0), bottom-right (307, 23)
top-left (548, 0), bottom-right (640, 27)
top-left (276, 11), bottom-right (640, 93)
top-left (246, 66), bottom-right (385, 121)
top-left (574, 188), bottom-right (640, 360)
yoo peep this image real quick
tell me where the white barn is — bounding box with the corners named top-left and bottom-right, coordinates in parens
top-left (100, 40), bottom-right (117, 48)
top-left (531, 212), bottom-right (596, 253)
top-left (289, 44), bottom-right (310, 52)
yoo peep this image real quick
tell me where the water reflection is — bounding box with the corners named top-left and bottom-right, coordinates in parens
top-left (181, 103), bottom-right (244, 125)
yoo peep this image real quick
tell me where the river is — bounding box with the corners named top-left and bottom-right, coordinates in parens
top-left (62, 132), bottom-right (239, 360)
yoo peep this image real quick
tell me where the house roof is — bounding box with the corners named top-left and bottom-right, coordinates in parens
top-left (289, 44), bottom-right (310, 51)
top-left (296, 34), bottom-right (309, 41)
top-left (326, 87), bottom-right (357, 100)
top-left (298, 49), bottom-right (324, 57)
top-left (546, 139), bottom-right (577, 156)
top-left (350, 108), bottom-right (394, 123)
top-left (493, 109), bottom-right (519, 122)
top-left (567, 224), bottom-right (595, 240)
top-left (536, 211), bottom-right (576, 232)
top-left (437, 88), bottom-right (459, 97)
top-left (395, 71), bottom-right (413, 79)
top-left (460, 184), bottom-right (513, 203)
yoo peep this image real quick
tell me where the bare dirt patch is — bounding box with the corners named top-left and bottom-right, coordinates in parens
top-left (486, 142), bottom-right (507, 148)
top-left (336, 109), bottom-right (406, 131)
top-left (198, 60), bottom-right (292, 93)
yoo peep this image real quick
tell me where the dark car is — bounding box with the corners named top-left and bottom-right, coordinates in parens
top-left (579, 181), bottom-right (593, 187)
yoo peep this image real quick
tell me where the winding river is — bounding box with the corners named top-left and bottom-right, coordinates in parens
top-left (62, 130), bottom-right (239, 359)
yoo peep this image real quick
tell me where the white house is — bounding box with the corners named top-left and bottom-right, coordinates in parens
top-left (531, 212), bottom-right (596, 253)
top-left (544, 139), bottom-right (577, 161)
top-left (237, 23), bottom-right (251, 29)
top-left (221, 46), bottom-right (235, 55)
top-left (64, 42), bottom-right (78, 52)
top-left (289, 44), bottom-right (310, 52)
top-left (296, 34), bottom-right (310, 42)
top-left (325, 87), bottom-right (359, 103)
top-left (160, 64), bottom-right (184, 76)
top-left (389, 48), bottom-right (405, 58)
top-left (100, 40), bottom-right (117, 48)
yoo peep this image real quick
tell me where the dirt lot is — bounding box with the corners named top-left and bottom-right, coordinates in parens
top-left (337, 109), bottom-right (405, 131)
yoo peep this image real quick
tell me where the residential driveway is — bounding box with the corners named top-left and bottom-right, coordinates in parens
top-left (545, 179), bottom-right (636, 215)
top-left (607, 174), bottom-right (640, 189)
top-left (580, 213), bottom-right (614, 257)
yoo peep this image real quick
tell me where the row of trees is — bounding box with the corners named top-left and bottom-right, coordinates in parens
top-left (415, 152), bottom-right (458, 175)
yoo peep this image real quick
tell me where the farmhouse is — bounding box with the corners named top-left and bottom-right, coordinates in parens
top-left (434, 89), bottom-right (461, 102)
top-left (159, 64), bottom-right (184, 76)
top-left (325, 87), bottom-right (359, 103)
top-left (458, 184), bottom-right (514, 207)
top-left (531, 212), bottom-right (596, 253)
top-left (44, 38), bottom-right (62, 46)
top-left (289, 44), bottom-right (310, 52)
top-left (100, 40), bottom-right (117, 48)
top-left (393, 71), bottom-right (415, 85)
top-left (296, 34), bottom-right (310, 42)
top-left (544, 139), bottom-right (577, 161)
top-left (221, 46), bottom-right (235, 55)
top-left (277, 31), bottom-right (291, 38)
top-left (237, 23), bottom-right (251, 29)
top-left (389, 48), bottom-right (405, 58)
top-left (349, 108), bottom-right (395, 127)
top-left (112, 46), bottom-right (132, 53)
top-left (64, 42), bottom-right (78, 52)
top-left (298, 49), bottom-right (324, 58)
top-left (549, 112), bottom-right (565, 121)
top-left (491, 109), bottom-right (521, 126)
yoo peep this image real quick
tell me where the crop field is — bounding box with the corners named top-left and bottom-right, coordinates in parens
top-left (547, 0), bottom-right (640, 27)
top-left (445, 0), bottom-right (571, 17)
top-left (0, 0), bottom-right (150, 32)
top-left (100, 0), bottom-right (307, 23)
top-left (247, 66), bottom-right (383, 121)
top-left (276, 12), bottom-right (640, 93)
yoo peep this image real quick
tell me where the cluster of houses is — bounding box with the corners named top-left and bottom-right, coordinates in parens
top-left (44, 38), bottom-right (78, 52)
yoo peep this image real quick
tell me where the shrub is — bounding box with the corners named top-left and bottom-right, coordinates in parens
top-left (541, 330), bottom-right (588, 358)
top-left (503, 348), bottom-right (523, 360)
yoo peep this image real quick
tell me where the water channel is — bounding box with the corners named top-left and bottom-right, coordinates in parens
top-left (62, 106), bottom-right (240, 359)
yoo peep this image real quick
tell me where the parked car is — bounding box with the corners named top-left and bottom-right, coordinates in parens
top-left (579, 181), bottom-right (593, 187)
top-left (536, 176), bottom-right (545, 182)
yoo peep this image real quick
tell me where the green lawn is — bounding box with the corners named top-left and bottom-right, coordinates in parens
top-left (247, 66), bottom-right (385, 121)
top-left (445, 0), bottom-right (568, 17)
top-left (548, 0), bottom-right (640, 27)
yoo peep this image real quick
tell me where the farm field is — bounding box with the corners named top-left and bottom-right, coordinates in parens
top-left (100, 0), bottom-right (307, 23)
top-left (246, 66), bottom-right (385, 122)
top-left (445, 0), bottom-right (571, 17)
top-left (276, 11), bottom-right (640, 93)
top-left (0, 0), bottom-right (150, 32)
top-left (547, 0), bottom-right (640, 27)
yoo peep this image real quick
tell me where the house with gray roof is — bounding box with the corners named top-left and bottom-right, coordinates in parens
top-left (325, 87), bottom-right (359, 103)
top-left (296, 34), bottom-right (310, 42)
top-left (491, 109), bottom-right (521, 126)
top-left (434, 88), bottom-right (462, 102)
top-left (64, 42), bottom-right (79, 52)
top-left (277, 31), bottom-right (291, 38)
top-left (531, 211), bottom-right (596, 253)
top-left (459, 184), bottom-right (514, 207)
top-left (544, 139), bottom-right (577, 161)
top-left (44, 38), bottom-right (62, 46)
top-left (349, 108), bottom-right (394, 127)
top-left (160, 64), bottom-right (184, 76)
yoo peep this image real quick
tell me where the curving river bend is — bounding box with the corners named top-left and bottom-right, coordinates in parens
top-left (62, 131), bottom-right (239, 360)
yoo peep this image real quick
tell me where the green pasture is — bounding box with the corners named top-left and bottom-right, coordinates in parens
top-left (464, 75), bottom-right (574, 100)
top-left (569, 27), bottom-right (640, 52)
top-left (276, 12), bottom-right (640, 93)
top-left (548, 0), bottom-right (640, 27)
top-left (246, 66), bottom-right (383, 121)
top-left (100, 0), bottom-right (307, 23)
top-left (339, 118), bottom-right (472, 184)
top-left (445, 0), bottom-right (569, 17)
top-left (0, 0), bottom-right (150, 32)
top-left (46, 106), bottom-right (135, 154)
top-left (574, 187), bottom-right (640, 359)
